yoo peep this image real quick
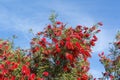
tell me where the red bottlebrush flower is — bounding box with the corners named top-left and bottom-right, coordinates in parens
top-left (90, 40), bottom-right (95, 46)
top-left (41, 38), bottom-right (46, 43)
top-left (37, 32), bottom-right (41, 35)
top-left (37, 78), bottom-right (44, 80)
top-left (65, 53), bottom-right (74, 62)
top-left (0, 64), bottom-right (4, 69)
top-left (77, 77), bottom-right (81, 80)
top-left (101, 52), bottom-right (104, 55)
top-left (85, 33), bottom-right (90, 38)
top-left (2, 41), bottom-right (8, 45)
top-left (65, 41), bottom-right (74, 50)
top-left (55, 44), bottom-right (61, 53)
top-left (55, 60), bottom-right (60, 65)
top-left (52, 38), bottom-right (58, 43)
top-left (90, 26), bottom-right (96, 31)
top-left (71, 63), bottom-right (75, 68)
top-left (84, 27), bottom-right (88, 30)
top-left (110, 75), bottom-right (114, 80)
top-left (98, 53), bottom-right (101, 57)
top-left (56, 21), bottom-right (62, 25)
top-left (56, 47), bottom-right (61, 53)
top-left (5, 60), bottom-right (11, 65)
top-left (103, 72), bottom-right (108, 76)
top-left (66, 37), bottom-right (71, 41)
top-left (60, 54), bottom-right (65, 59)
top-left (81, 66), bottom-right (89, 72)
top-left (93, 35), bottom-right (98, 41)
top-left (35, 46), bottom-right (40, 52)
top-left (96, 30), bottom-right (101, 33)
top-left (32, 46), bottom-right (40, 53)
top-left (76, 25), bottom-right (82, 31)
top-left (47, 24), bottom-right (51, 29)
top-left (2, 69), bottom-right (8, 75)
top-left (94, 78), bottom-right (96, 80)
top-left (80, 49), bottom-right (91, 57)
top-left (29, 73), bottom-right (36, 80)
top-left (60, 40), bottom-right (64, 46)
top-left (98, 22), bottom-right (103, 26)
top-left (84, 50), bottom-right (91, 57)
top-left (76, 25), bottom-right (82, 29)
top-left (5, 45), bottom-right (9, 50)
top-left (74, 34), bottom-right (81, 40)
top-left (63, 65), bottom-right (69, 72)
top-left (11, 76), bottom-right (16, 80)
top-left (0, 44), bottom-right (3, 48)
top-left (81, 74), bottom-right (88, 80)
top-left (3, 78), bottom-right (9, 80)
top-left (11, 62), bottom-right (18, 70)
top-left (43, 71), bottom-right (49, 77)
top-left (117, 41), bottom-right (120, 45)
top-left (30, 41), bottom-right (35, 45)
top-left (22, 65), bottom-right (30, 76)
top-left (55, 30), bottom-right (62, 36)
top-left (75, 42), bottom-right (82, 50)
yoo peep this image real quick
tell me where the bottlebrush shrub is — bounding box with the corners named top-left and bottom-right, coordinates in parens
top-left (99, 31), bottom-right (120, 80)
top-left (0, 14), bottom-right (102, 80)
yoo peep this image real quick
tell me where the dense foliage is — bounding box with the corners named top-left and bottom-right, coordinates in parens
top-left (0, 14), bottom-right (103, 80)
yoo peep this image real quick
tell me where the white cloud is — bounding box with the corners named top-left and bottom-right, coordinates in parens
top-left (93, 28), bottom-right (116, 53)
top-left (89, 69), bottom-right (103, 78)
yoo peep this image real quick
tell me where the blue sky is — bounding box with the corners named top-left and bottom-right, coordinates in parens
top-left (0, 0), bottom-right (120, 78)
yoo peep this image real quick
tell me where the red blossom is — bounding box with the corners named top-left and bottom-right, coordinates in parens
top-left (2, 69), bottom-right (8, 75)
top-left (65, 41), bottom-right (74, 50)
top-left (11, 76), bottom-right (16, 80)
top-left (81, 74), bottom-right (88, 80)
top-left (75, 42), bottom-right (82, 51)
top-left (0, 64), bottom-right (4, 69)
top-left (22, 65), bottom-right (30, 76)
top-left (0, 44), bottom-right (3, 48)
top-left (63, 65), bottom-right (69, 72)
top-left (32, 46), bottom-right (40, 53)
top-left (77, 77), bottom-right (81, 80)
top-left (30, 41), bottom-right (35, 45)
top-left (93, 35), bottom-right (98, 41)
top-left (47, 24), bottom-right (51, 29)
top-left (55, 44), bottom-right (61, 53)
top-left (52, 38), bottom-right (58, 43)
top-left (60, 40), bottom-right (64, 46)
top-left (37, 32), bottom-right (41, 35)
top-left (90, 40), bottom-right (95, 46)
top-left (65, 53), bottom-right (74, 62)
top-left (55, 60), bottom-right (60, 65)
top-left (29, 73), bottom-right (36, 80)
top-left (98, 22), bottom-right (103, 26)
top-left (42, 71), bottom-right (49, 77)
top-left (37, 78), bottom-right (44, 80)
top-left (11, 62), bottom-right (18, 70)
top-left (85, 33), bottom-right (90, 38)
top-left (90, 26), bottom-right (96, 31)
top-left (56, 21), bottom-right (62, 25)
top-left (96, 29), bottom-right (101, 33)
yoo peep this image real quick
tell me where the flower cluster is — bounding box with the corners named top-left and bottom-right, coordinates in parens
top-left (99, 31), bottom-right (120, 80)
top-left (0, 40), bottom-right (44, 80)
top-left (29, 15), bottom-right (102, 79)
top-left (0, 14), bottom-right (102, 80)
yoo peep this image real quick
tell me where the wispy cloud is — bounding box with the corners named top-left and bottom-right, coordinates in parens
top-left (93, 28), bottom-right (117, 53)
top-left (89, 69), bottom-right (103, 78)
